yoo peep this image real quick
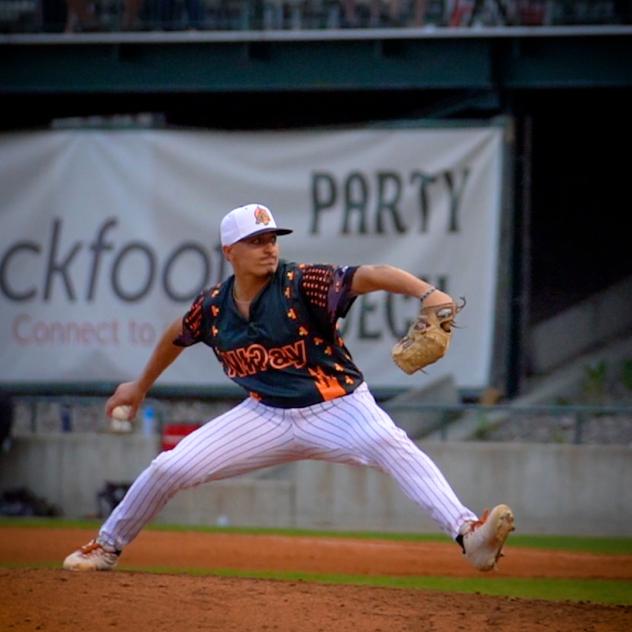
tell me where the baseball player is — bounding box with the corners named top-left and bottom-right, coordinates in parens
top-left (63, 203), bottom-right (514, 572)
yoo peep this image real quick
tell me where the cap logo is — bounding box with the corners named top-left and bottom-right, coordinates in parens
top-left (254, 206), bottom-right (272, 226)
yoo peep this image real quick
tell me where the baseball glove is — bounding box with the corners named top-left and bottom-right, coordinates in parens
top-left (392, 297), bottom-right (464, 375)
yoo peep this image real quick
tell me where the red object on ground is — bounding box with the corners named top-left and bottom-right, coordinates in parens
top-left (161, 423), bottom-right (201, 451)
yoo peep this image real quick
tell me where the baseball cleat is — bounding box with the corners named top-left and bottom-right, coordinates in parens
top-left (457, 504), bottom-right (515, 571)
top-left (63, 539), bottom-right (120, 571)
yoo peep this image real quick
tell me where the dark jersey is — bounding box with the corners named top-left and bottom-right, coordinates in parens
top-left (174, 260), bottom-right (364, 408)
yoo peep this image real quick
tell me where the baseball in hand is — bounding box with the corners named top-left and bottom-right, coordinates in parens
top-left (111, 405), bottom-right (133, 421)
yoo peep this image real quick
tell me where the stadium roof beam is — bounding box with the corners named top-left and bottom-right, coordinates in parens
top-left (1, 26), bottom-right (631, 95)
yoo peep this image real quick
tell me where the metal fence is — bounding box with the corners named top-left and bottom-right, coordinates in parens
top-left (6, 394), bottom-right (237, 438)
top-left (1, 1), bottom-right (630, 34)
top-left (6, 395), bottom-right (632, 445)
top-left (384, 402), bottom-right (632, 444)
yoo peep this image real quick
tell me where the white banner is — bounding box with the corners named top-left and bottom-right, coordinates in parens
top-left (0, 126), bottom-right (504, 390)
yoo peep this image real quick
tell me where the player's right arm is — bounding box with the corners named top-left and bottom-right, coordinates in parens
top-left (105, 290), bottom-right (208, 420)
top-left (105, 318), bottom-right (185, 420)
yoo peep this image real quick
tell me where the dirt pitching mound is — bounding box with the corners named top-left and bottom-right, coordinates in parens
top-left (1, 527), bottom-right (631, 631)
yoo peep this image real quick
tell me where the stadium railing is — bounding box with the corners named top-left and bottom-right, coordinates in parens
top-left (1, 0), bottom-right (630, 35)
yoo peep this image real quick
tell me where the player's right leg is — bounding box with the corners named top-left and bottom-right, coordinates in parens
top-left (63, 398), bottom-right (298, 571)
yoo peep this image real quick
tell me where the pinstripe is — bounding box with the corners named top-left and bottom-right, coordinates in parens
top-left (340, 390), bottom-right (472, 533)
top-left (357, 390), bottom-right (477, 531)
top-left (301, 391), bottom-right (458, 525)
top-left (338, 396), bottom-right (450, 512)
top-left (297, 411), bottom-right (366, 457)
top-left (295, 413), bottom-right (373, 466)
top-left (187, 422), bottom-right (294, 482)
top-left (115, 403), bottom-right (267, 536)
top-left (100, 383), bottom-right (476, 549)
top-left (101, 400), bottom-right (297, 548)
top-left (292, 386), bottom-right (476, 536)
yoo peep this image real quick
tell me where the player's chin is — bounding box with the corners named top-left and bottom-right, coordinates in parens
top-left (259, 259), bottom-right (278, 274)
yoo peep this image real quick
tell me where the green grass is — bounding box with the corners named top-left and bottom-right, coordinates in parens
top-left (134, 568), bottom-right (631, 605)
top-left (2, 517), bottom-right (631, 555)
top-left (502, 534), bottom-right (632, 556)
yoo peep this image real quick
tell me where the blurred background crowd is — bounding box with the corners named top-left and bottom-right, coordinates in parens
top-left (2, 0), bottom-right (631, 34)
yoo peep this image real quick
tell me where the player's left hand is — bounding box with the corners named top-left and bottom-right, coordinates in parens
top-left (392, 299), bottom-right (465, 374)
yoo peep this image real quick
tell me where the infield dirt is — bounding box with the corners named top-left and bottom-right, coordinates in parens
top-left (2, 527), bottom-right (631, 631)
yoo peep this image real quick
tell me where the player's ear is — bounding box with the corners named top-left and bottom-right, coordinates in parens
top-left (222, 245), bottom-right (233, 262)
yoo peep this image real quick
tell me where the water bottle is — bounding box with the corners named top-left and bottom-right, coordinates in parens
top-left (142, 406), bottom-right (156, 436)
top-left (60, 404), bottom-right (72, 433)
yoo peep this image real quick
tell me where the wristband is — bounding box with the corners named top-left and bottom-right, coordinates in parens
top-left (419, 286), bottom-right (436, 304)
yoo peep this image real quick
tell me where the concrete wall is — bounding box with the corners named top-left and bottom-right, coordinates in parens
top-left (1, 434), bottom-right (630, 536)
top-left (0, 434), bottom-right (159, 518)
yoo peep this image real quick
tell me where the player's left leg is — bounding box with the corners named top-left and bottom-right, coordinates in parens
top-left (293, 383), bottom-right (514, 569)
top-left (294, 383), bottom-right (476, 535)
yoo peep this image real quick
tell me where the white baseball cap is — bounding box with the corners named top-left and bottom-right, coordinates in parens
top-left (220, 203), bottom-right (293, 247)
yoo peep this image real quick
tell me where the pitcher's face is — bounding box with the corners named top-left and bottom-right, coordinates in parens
top-left (223, 232), bottom-right (280, 279)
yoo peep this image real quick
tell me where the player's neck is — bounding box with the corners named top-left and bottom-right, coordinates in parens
top-left (232, 275), bottom-right (270, 303)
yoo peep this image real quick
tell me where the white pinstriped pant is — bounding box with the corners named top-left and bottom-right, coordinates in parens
top-left (99, 383), bottom-right (477, 550)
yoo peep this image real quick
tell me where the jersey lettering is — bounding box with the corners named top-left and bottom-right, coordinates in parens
top-left (219, 340), bottom-right (307, 378)
top-left (235, 344), bottom-right (267, 375)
